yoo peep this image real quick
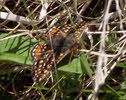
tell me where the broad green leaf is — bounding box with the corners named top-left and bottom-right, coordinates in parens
top-left (58, 54), bottom-right (93, 77)
top-left (0, 53), bottom-right (32, 65)
top-left (0, 33), bottom-right (38, 65)
top-left (58, 58), bottom-right (84, 74)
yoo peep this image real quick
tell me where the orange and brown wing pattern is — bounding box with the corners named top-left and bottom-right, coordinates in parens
top-left (31, 22), bottom-right (89, 82)
top-left (31, 43), bottom-right (44, 60)
top-left (31, 43), bottom-right (54, 82)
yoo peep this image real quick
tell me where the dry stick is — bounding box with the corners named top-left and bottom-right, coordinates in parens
top-left (30, 3), bottom-right (42, 18)
top-left (80, 49), bottom-right (116, 58)
top-left (115, 0), bottom-right (124, 34)
top-left (0, 28), bottom-right (47, 34)
top-left (38, 0), bottom-right (71, 28)
top-left (2, 28), bottom-right (126, 34)
top-left (0, 2), bottom-right (13, 13)
top-left (93, 0), bottom-right (113, 100)
top-left (106, 35), bottom-right (126, 50)
top-left (9, 23), bottom-right (21, 34)
top-left (0, 32), bottom-right (32, 41)
top-left (85, 48), bottom-right (126, 100)
top-left (81, 40), bottom-right (126, 100)
top-left (52, 89), bottom-right (57, 100)
top-left (104, 41), bottom-right (126, 76)
top-left (0, 12), bottom-right (38, 25)
top-left (79, 0), bottom-right (93, 15)
top-left (87, 40), bottom-right (126, 100)
top-left (46, 24), bottom-right (57, 84)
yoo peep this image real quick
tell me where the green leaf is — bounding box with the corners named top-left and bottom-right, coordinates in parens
top-left (58, 54), bottom-right (93, 78)
top-left (116, 63), bottom-right (126, 68)
top-left (58, 58), bottom-right (83, 74)
top-left (0, 53), bottom-right (32, 65)
top-left (0, 33), bottom-right (38, 65)
top-left (119, 94), bottom-right (126, 100)
top-left (80, 53), bottom-right (93, 79)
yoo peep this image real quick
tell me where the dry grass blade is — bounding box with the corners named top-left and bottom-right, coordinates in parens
top-left (0, 12), bottom-right (38, 24)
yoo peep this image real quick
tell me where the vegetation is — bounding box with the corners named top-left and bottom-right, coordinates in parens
top-left (0, 0), bottom-right (126, 100)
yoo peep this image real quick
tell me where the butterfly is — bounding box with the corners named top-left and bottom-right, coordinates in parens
top-left (31, 22), bottom-right (89, 82)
